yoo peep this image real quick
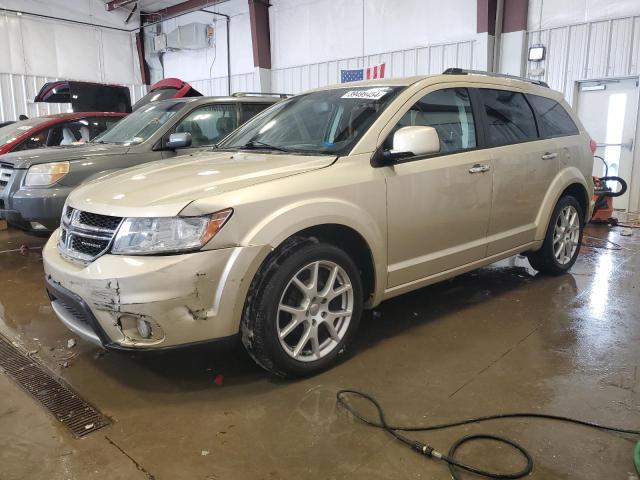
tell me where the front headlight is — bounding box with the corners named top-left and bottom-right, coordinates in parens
top-left (25, 161), bottom-right (70, 186)
top-left (111, 209), bottom-right (233, 255)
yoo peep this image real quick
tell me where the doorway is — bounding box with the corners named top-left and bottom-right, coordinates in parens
top-left (576, 78), bottom-right (639, 212)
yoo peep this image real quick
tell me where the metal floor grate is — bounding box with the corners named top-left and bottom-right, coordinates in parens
top-left (0, 335), bottom-right (110, 437)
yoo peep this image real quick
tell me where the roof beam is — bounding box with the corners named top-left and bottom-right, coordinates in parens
top-left (105, 0), bottom-right (137, 12)
top-left (148, 0), bottom-right (228, 19)
top-left (248, 0), bottom-right (271, 69)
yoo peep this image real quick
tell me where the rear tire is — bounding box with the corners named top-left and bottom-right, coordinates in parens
top-left (527, 195), bottom-right (584, 275)
top-left (241, 238), bottom-right (363, 378)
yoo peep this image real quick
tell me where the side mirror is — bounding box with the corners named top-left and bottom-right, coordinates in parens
top-left (392, 126), bottom-right (440, 157)
top-left (372, 126), bottom-right (441, 167)
top-left (166, 132), bottom-right (192, 150)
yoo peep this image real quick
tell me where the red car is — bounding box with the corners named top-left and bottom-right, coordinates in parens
top-left (0, 112), bottom-right (126, 155)
top-left (132, 78), bottom-right (203, 110)
top-left (0, 78), bottom-right (201, 155)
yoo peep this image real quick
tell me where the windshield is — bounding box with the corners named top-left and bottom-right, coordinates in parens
top-left (217, 86), bottom-right (404, 155)
top-left (0, 117), bottom-right (53, 149)
top-left (94, 101), bottom-right (186, 145)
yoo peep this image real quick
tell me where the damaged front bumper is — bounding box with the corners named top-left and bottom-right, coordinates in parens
top-left (42, 229), bottom-right (268, 350)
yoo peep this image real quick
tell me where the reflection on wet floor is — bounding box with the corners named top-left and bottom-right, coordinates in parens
top-left (0, 223), bottom-right (639, 480)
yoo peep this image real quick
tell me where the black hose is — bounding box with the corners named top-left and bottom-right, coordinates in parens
top-left (336, 390), bottom-right (640, 479)
top-left (594, 155), bottom-right (608, 177)
top-left (597, 176), bottom-right (628, 197)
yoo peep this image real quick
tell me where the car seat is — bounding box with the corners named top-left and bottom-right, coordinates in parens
top-left (79, 125), bottom-right (90, 143)
top-left (216, 117), bottom-right (234, 140)
top-left (60, 127), bottom-right (77, 145)
top-left (176, 120), bottom-right (207, 145)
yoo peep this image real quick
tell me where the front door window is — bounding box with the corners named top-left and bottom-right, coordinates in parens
top-left (174, 104), bottom-right (238, 147)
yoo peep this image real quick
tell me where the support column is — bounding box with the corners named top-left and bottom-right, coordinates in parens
top-left (248, 0), bottom-right (272, 93)
top-left (499, 0), bottom-right (529, 76)
top-left (476, 0), bottom-right (497, 71)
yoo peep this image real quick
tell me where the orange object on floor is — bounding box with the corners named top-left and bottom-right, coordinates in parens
top-left (591, 177), bottom-right (614, 223)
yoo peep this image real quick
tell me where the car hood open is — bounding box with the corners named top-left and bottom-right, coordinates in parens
top-left (0, 144), bottom-right (132, 169)
top-left (67, 150), bottom-right (337, 217)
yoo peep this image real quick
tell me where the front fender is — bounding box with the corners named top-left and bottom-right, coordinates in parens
top-left (240, 198), bottom-right (387, 305)
top-left (80, 169), bottom-right (122, 185)
top-left (534, 166), bottom-right (591, 241)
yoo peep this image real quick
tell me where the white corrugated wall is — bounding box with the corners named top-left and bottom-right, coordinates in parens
top-left (527, 15), bottom-right (640, 105)
top-left (188, 72), bottom-right (259, 97)
top-left (182, 39), bottom-right (477, 97)
top-left (270, 40), bottom-right (477, 94)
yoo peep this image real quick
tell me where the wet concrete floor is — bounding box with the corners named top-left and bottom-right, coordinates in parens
top-left (0, 224), bottom-right (639, 479)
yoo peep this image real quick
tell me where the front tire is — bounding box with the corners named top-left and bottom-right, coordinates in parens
top-left (527, 195), bottom-right (584, 275)
top-left (241, 239), bottom-right (363, 378)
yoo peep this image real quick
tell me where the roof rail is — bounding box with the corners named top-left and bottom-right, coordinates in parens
top-left (231, 92), bottom-right (292, 98)
top-left (442, 68), bottom-right (549, 88)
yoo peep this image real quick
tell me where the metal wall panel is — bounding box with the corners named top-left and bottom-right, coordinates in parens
top-left (270, 40), bottom-right (477, 94)
top-left (189, 72), bottom-right (258, 97)
top-left (0, 73), bottom-right (147, 122)
top-left (527, 15), bottom-right (640, 105)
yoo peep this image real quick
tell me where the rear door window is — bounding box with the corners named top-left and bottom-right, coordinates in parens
top-left (479, 89), bottom-right (538, 146)
top-left (240, 103), bottom-right (272, 124)
top-left (527, 94), bottom-right (579, 137)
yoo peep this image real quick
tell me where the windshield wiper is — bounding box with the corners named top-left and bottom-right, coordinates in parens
top-left (235, 140), bottom-right (292, 152)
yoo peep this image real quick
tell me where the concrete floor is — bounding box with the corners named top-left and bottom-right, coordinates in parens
top-left (0, 224), bottom-right (639, 480)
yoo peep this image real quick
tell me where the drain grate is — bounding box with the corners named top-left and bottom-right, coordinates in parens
top-left (0, 335), bottom-right (110, 437)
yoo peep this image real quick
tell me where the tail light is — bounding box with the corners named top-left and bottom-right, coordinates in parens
top-left (589, 139), bottom-right (597, 154)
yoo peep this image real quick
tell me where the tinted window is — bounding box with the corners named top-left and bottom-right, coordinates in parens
top-left (480, 89), bottom-right (538, 146)
top-left (384, 88), bottom-right (476, 153)
top-left (174, 104), bottom-right (237, 147)
top-left (240, 103), bottom-right (271, 123)
top-left (528, 94), bottom-right (578, 137)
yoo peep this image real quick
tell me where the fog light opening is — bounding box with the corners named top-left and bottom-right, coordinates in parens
top-left (30, 221), bottom-right (47, 230)
top-left (137, 318), bottom-right (152, 339)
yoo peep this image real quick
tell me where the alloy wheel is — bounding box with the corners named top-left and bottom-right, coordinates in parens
top-left (277, 260), bottom-right (354, 362)
top-left (553, 205), bottom-right (580, 265)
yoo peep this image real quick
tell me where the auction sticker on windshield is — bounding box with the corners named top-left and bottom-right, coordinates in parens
top-left (341, 87), bottom-right (391, 100)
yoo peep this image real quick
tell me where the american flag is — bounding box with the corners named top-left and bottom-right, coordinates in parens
top-left (340, 63), bottom-right (386, 83)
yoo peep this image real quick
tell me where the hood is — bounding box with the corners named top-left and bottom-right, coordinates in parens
top-left (67, 150), bottom-right (336, 217)
top-left (0, 143), bottom-right (131, 169)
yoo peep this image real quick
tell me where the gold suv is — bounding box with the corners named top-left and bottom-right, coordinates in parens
top-left (43, 71), bottom-right (594, 377)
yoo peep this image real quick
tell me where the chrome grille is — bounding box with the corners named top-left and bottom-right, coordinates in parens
top-left (58, 208), bottom-right (123, 262)
top-left (0, 162), bottom-right (13, 191)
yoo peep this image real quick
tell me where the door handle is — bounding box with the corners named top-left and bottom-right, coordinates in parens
top-left (468, 164), bottom-right (490, 174)
top-left (541, 152), bottom-right (558, 160)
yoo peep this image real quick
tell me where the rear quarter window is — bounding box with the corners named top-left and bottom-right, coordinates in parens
top-left (527, 94), bottom-right (579, 137)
